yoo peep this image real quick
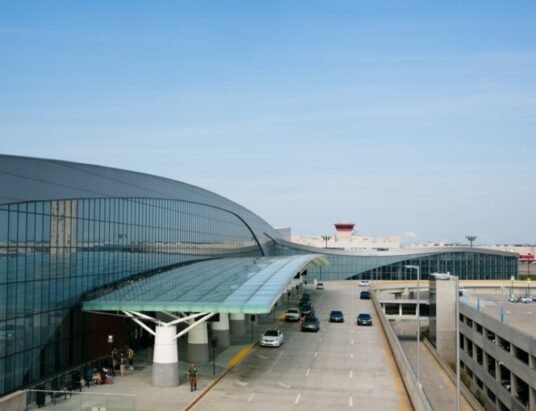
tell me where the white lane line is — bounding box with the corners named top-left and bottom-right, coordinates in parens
top-left (278, 382), bottom-right (291, 389)
top-left (295, 393), bottom-right (301, 404)
top-left (349, 370), bottom-right (353, 379)
top-left (248, 393), bottom-right (256, 402)
top-left (350, 353), bottom-right (354, 359)
top-left (350, 339), bottom-right (354, 345)
top-left (349, 396), bottom-right (353, 407)
top-left (319, 337), bottom-right (323, 343)
top-left (266, 350), bottom-right (285, 375)
top-left (314, 351), bottom-right (318, 357)
top-left (305, 368), bottom-right (311, 377)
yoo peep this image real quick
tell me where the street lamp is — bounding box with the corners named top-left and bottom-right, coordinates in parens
top-left (320, 235), bottom-right (330, 249)
top-left (405, 265), bottom-right (421, 385)
top-left (455, 275), bottom-right (461, 411)
top-left (527, 278), bottom-right (531, 298)
top-left (465, 235), bottom-right (477, 248)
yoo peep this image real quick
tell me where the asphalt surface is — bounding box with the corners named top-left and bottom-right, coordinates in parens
top-left (196, 283), bottom-right (411, 411)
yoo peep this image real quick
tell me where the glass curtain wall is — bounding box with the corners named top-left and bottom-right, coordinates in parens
top-left (0, 197), bottom-right (261, 395)
top-left (273, 243), bottom-right (517, 281)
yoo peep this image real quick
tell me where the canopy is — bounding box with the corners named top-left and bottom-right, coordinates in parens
top-left (82, 254), bottom-right (328, 314)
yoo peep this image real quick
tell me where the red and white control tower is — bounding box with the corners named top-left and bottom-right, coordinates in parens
top-left (334, 222), bottom-right (355, 241)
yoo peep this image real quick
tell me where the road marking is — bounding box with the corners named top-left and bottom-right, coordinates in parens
top-left (350, 353), bottom-right (354, 359)
top-left (314, 351), bottom-right (318, 357)
top-left (236, 379), bottom-right (248, 386)
top-left (257, 354), bottom-right (268, 360)
top-left (248, 393), bottom-right (256, 402)
top-left (278, 382), bottom-right (291, 389)
top-left (319, 338), bottom-right (323, 343)
top-left (295, 393), bottom-right (301, 404)
top-left (305, 368), bottom-right (311, 377)
top-left (349, 396), bottom-right (353, 407)
top-left (349, 370), bottom-right (353, 379)
top-left (228, 346), bottom-right (253, 367)
top-left (350, 339), bottom-right (354, 345)
top-left (266, 350), bottom-right (285, 375)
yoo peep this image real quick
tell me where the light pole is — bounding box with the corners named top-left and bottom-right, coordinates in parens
top-left (465, 235), bottom-right (477, 248)
top-left (527, 278), bottom-right (531, 298)
top-left (405, 265), bottom-right (421, 385)
top-left (455, 275), bottom-right (461, 411)
top-left (321, 235), bottom-right (330, 249)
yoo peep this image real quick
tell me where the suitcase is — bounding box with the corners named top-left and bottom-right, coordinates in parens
top-left (106, 375), bottom-right (113, 384)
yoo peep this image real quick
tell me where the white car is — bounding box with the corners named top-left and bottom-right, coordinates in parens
top-left (359, 280), bottom-right (370, 287)
top-left (284, 308), bottom-right (301, 322)
top-left (316, 282), bottom-right (325, 290)
top-left (260, 329), bottom-right (284, 347)
top-left (521, 297), bottom-right (532, 304)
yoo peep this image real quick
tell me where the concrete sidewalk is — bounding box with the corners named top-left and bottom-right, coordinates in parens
top-left (27, 344), bottom-right (253, 411)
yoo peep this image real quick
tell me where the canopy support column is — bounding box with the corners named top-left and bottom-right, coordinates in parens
top-left (187, 321), bottom-right (209, 363)
top-left (152, 325), bottom-right (179, 387)
top-left (211, 313), bottom-right (230, 347)
top-left (230, 313), bottom-right (246, 336)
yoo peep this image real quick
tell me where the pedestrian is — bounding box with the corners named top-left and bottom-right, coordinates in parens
top-left (187, 363), bottom-right (198, 392)
top-left (111, 348), bottom-right (118, 376)
top-left (119, 352), bottom-right (126, 376)
top-left (127, 346), bottom-right (135, 370)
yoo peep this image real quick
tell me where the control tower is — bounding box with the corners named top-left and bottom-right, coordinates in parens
top-left (334, 222), bottom-right (355, 241)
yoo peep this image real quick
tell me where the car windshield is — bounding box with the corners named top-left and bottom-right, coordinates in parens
top-left (264, 330), bottom-right (279, 337)
top-left (331, 311), bottom-right (342, 316)
top-left (304, 317), bottom-right (317, 323)
top-left (358, 314), bottom-right (371, 320)
top-left (288, 309), bottom-right (299, 314)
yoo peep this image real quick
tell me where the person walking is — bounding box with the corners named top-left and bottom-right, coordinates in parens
top-left (188, 363), bottom-right (198, 392)
top-left (119, 352), bottom-right (126, 376)
top-left (127, 346), bottom-right (135, 370)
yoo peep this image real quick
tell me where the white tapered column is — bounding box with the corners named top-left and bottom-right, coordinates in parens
top-left (187, 321), bottom-right (209, 363)
top-left (230, 313), bottom-right (246, 335)
top-left (211, 313), bottom-right (230, 347)
top-left (152, 325), bottom-right (179, 387)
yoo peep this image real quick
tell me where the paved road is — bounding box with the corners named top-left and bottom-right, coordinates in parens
top-left (393, 322), bottom-right (473, 411)
top-left (196, 283), bottom-right (411, 411)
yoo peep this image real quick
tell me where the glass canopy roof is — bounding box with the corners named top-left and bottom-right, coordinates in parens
top-left (82, 254), bottom-right (328, 314)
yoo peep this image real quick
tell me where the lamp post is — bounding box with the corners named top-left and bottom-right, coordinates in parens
top-left (321, 235), bottom-right (330, 249)
top-left (405, 265), bottom-right (421, 385)
top-left (465, 235), bottom-right (477, 248)
top-left (527, 278), bottom-right (531, 298)
top-left (455, 275), bottom-right (461, 411)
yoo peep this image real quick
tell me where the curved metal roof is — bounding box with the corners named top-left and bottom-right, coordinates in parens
top-left (82, 254), bottom-right (328, 314)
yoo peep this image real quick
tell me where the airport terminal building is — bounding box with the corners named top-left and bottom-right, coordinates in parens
top-left (0, 155), bottom-right (518, 396)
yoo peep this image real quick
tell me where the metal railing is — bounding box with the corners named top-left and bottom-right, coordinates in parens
top-left (26, 389), bottom-right (136, 411)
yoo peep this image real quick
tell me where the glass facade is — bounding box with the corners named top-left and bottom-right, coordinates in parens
top-left (0, 197), bottom-right (261, 395)
top-left (0, 155), bottom-right (519, 397)
top-left (273, 243), bottom-right (518, 281)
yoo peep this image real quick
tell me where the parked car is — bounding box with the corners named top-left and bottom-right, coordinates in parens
top-left (509, 296), bottom-right (520, 303)
top-left (521, 297), bottom-right (532, 303)
top-left (360, 290), bottom-right (371, 300)
top-left (359, 280), bottom-right (370, 287)
top-left (260, 329), bottom-right (284, 347)
top-left (316, 282), bottom-right (325, 290)
top-left (299, 294), bottom-right (311, 305)
top-left (329, 310), bottom-right (344, 323)
top-left (301, 316), bottom-right (320, 332)
top-left (357, 313), bottom-right (373, 326)
top-left (285, 308), bottom-right (301, 322)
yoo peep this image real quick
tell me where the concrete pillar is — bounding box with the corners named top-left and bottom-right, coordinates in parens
top-left (187, 321), bottom-right (209, 363)
top-left (211, 313), bottom-right (230, 347)
top-left (230, 313), bottom-right (246, 335)
top-left (152, 325), bottom-right (179, 387)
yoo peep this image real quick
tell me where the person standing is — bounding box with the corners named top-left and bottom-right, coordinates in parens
top-left (119, 352), bottom-right (126, 376)
top-left (127, 346), bottom-right (135, 370)
top-left (188, 363), bottom-right (198, 392)
top-left (111, 348), bottom-right (118, 376)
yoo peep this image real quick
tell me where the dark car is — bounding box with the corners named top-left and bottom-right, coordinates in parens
top-left (357, 313), bottom-right (373, 326)
top-left (299, 301), bottom-right (314, 316)
top-left (299, 294), bottom-right (311, 305)
top-left (360, 290), bottom-right (371, 300)
top-left (301, 316), bottom-right (320, 332)
top-left (329, 310), bottom-right (344, 323)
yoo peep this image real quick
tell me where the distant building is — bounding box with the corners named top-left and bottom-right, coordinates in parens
top-left (291, 222), bottom-right (401, 251)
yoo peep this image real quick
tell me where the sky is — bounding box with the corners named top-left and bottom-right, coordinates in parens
top-left (1, 1), bottom-right (535, 245)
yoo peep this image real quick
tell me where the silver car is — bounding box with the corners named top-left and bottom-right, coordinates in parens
top-left (260, 329), bottom-right (284, 347)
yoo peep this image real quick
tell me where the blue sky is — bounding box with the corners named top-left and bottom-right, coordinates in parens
top-left (1, 1), bottom-right (535, 244)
